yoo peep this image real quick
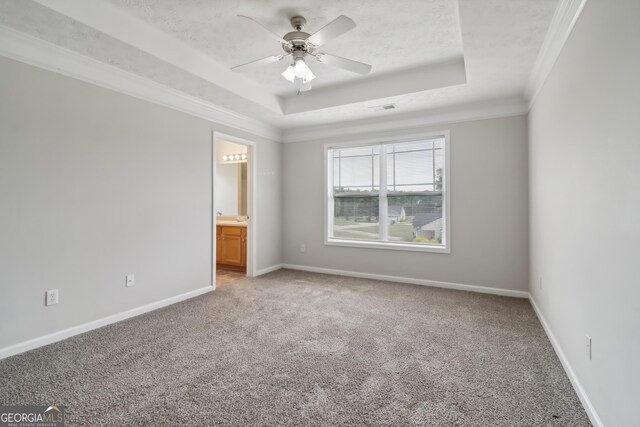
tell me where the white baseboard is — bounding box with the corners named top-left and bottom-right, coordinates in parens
top-left (253, 264), bottom-right (284, 277)
top-left (0, 285), bottom-right (214, 360)
top-left (0, 265), bottom-right (602, 426)
top-left (281, 264), bottom-right (529, 298)
top-left (528, 296), bottom-right (603, 427)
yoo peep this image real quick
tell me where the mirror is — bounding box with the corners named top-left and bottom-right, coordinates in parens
top-left (239, 163), bottom-right (247, 216)
top-left (215, 140), bottom-right (248, 217)
top-left (216, 162), bottom-right (247, 217)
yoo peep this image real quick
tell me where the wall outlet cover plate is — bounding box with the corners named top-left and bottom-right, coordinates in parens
top-left (46, 289), bottom-right (59, 306)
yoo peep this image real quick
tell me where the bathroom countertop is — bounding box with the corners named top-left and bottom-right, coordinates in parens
top-left (216, 220), bottom-right (247, 227)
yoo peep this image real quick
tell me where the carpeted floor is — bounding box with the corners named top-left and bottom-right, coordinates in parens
top-left (0, 269), bottom-right (590, 426)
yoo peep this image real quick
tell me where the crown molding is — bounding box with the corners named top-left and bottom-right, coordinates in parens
top-left (0, 25), bottom-right (524, 145)
top-left (0, 25), bottom-right (282, 142)
top-left (525, 0), bottom-right (588, 109)
top-left (281, 97), bottom-right (528, 144)
top-left (33, 0), bottom-right (283, 114)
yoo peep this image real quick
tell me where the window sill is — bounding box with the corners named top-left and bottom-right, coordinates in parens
top-left (325, 238), bottom-right (450, 254)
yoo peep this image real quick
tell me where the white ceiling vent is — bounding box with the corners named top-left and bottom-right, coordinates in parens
top-left (369, 103), bottom-right (398, 112)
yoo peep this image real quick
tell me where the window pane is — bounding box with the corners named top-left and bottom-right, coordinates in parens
top-left (385, 140), bottom-right (444, 246)
top-left (339, 156), bottom-right (376, 190)
top-left (334, 146), bottom-right (377, 157)
top-left (393, 141), bottom-right (432, 152)
top-left (391, 151), bottom-right (433, 188)
top-left (387, 194), bottom-right (443, 245)
top-left (333, 146), bottom-right (379, 192)
top-left (328, 138), bottom-right (446, 248)
top-left (434, 148), bottom-right (444, 191)
top-left (332, 196), bottom-right (380, 241)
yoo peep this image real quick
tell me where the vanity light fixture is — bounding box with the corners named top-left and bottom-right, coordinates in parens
top-left (222, 153), bottom-right (248, 162)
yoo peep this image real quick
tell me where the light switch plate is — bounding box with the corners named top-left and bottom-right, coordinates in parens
top-left (126, 274), bottom-right (135, 288)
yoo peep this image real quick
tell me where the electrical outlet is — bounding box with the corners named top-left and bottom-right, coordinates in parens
top-left (586, 335), bottom-right (592, 360)
top-left (299, 244), bottom-right (306, 253)
top-left (126, 274), bottom-right (135, 288)
top-left (45, 289), bottom-right (59, 306)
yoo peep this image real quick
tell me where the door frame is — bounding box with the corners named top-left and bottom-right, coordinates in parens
top-left (212, 131), bottom-right (257, 288)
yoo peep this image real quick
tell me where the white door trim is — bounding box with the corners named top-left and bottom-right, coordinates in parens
top-left (212, 131), bottom-right (258, 282)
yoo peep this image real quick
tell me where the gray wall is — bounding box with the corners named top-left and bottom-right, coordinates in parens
top-left (254, 133), bottom-right (283, 271)
top-left (283, 115), bottom-right (529, 291)
top-left (0, 57), bottom-right (282, 350)
top-left (528, 0), bottom-right (640, 425)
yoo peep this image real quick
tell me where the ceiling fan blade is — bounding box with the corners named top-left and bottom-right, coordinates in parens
top-left (315, 53), bottom-right (372, 75)
top-left (231, 55), bottom-right (286, 72)
top-left (238, 15), bottom-right (289, 45)
top-left (306, 15), bottom-right (356, 47)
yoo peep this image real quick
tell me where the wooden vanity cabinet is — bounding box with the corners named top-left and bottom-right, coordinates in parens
top-left (216, 225), bottom-right (247, 271)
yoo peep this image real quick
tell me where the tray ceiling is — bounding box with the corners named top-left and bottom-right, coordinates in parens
top-left (107, 0), bottom-right (464, 96)
top-left (0, 0), bottom-right (559, 130)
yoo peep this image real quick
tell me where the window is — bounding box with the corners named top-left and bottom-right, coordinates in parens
top-left (326, 133), bottom-right (449, 253)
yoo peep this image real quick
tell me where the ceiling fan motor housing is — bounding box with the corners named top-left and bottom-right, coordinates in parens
top-left (282, 16), bottom-right (315, 55)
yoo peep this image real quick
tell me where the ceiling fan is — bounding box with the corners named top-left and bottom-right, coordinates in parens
top-left (231, 14), bottom-right (372, 92)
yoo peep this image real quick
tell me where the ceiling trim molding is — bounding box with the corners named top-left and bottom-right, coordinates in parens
top-left (0, 25), bottom-right (282, 142)
top-left (282, 58), bottom-right (467, 114)
top-left (0, 24), bottom-right (524, 146)
top-left (281, 97), bottom-right (528, 144)
top-left (525, 0), bottom-right (588, 109)
top-left (32, 0), bottom-right (283, 114)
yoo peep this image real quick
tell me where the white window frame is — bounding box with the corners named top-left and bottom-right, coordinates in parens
top-left (324, 131), bottom-right (451, 254)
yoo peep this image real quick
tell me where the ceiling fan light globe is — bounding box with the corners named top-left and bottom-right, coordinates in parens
top-left (281, 65), bottom-right (296, 83)
top-left (303, 69), bottom-right (316, 84)
top-left (293, 58), bottom-right (309, 78)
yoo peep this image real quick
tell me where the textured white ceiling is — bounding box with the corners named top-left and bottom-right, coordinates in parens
top-left (107, 0), bottom-right (463, 96)
top-left (284, 0), bottom-right (560, 127)
top-left (0, 0), bottom-right (559, 130)
top-left (0, 0), bottom-right (282, 122)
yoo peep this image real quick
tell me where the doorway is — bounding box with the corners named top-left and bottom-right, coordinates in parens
top-left (212, 132), bottom-right (256, 288)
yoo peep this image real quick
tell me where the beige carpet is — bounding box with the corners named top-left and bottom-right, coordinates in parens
top-left (0, 269), bottom-right (590, 426)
